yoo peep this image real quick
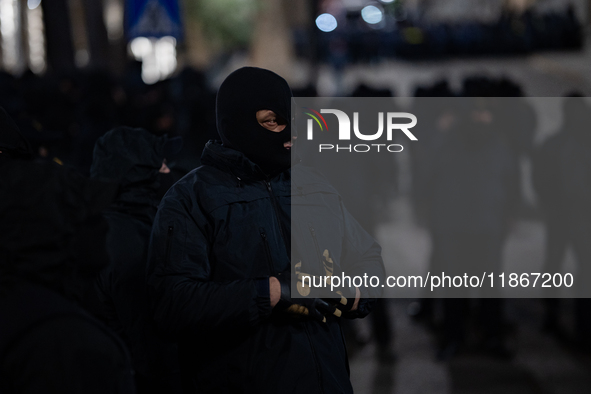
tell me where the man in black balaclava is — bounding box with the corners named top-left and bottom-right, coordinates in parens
top-left (147, 67), bottom-right (384, 393)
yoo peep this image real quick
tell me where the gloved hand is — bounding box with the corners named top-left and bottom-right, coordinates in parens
top-left (308, 249), bottom-right (358, 315)
top-left (323, 285), bottom-right (357, 314)
top-left (275, 271), bottom-right (340, 323)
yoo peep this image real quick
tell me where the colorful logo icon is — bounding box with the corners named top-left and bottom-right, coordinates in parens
top-left (302, 107), bottom-right (329, 132)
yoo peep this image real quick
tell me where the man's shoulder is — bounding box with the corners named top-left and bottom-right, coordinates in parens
top-left (291, 164), bottom-right (340, 196)
top-left (159, 164), bottom-right (243, 215)
top-left (165, 165), bottom-right (230, 196)
top-left (182, 163), bottom-right (227, 183)
top-left (291, 163), bottom-right (328, 181)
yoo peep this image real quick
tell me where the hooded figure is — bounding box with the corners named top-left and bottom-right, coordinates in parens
top-left (0, 159), bottom-right (135, 394)
top-left (147, 67), bottom-right (384, 393)
top-left (91, 127), bottom-right (182, 212)
top-left (89, 127), bottom-right (183, 394)
top-left (216, 67), bottom-right (295, 175)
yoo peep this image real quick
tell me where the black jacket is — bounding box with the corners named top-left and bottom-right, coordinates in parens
top-left (0, 159), bottom-right (134, 394)
top-left (89, 127), bottom-right (183, 394)
top-left (91, 188), bottom-right (184, 394)
top-left (0, 283), bottom-right (135, 394)
top-left (147, 141), bottom-right (384, 393)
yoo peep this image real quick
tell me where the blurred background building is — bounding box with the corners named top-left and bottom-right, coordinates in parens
top-left (0, 0), bottom-right (589, 87)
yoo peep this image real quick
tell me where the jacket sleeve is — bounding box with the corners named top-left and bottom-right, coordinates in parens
top-left (339, 199), bottom-right (386, 318)
top-left (91, 268), bottom-right (125, 337)
top-left (146, 184), bottom-right (271, 337)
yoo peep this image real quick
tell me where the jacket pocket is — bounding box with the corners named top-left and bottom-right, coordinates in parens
top-left (259, 228), bottom-right (275, 275)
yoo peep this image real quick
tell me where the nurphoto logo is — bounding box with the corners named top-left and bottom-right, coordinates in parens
top-left (303, 108), bottom-right (418, 153)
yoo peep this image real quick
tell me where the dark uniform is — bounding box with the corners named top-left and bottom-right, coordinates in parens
top-left (147, 68), bottom-right (384, 393)
top-left (89, 127), bottom-right (183, 393)
top-left (0, 157), bottom-right (134, 394)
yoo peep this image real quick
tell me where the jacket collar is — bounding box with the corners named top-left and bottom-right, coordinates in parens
top-left (201, 140), bottom-right (276, 180)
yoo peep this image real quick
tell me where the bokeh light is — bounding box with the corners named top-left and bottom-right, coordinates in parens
top-left (361, 5), bottom-right (383, 25)
top-left (130, 36), bottom-right (177, 84)
top-left (27, 0), bottom-right (41, 10)
top-left (315, 13), bottom-right (338, 33)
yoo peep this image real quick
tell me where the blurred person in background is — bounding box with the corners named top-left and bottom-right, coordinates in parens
top-left (70, 71), bottom-right (120, 176)
top-left (532, 93), bottom-right (581, 338)
top-left (169, 68), bottom-right (218, 175)
top-left (88, 127), bottom-right (183, 393)
top-left (409, 81), bottom-right (457, 328)
top-left (533, 95), bottom-right (591, 351)
top-left (0, 108), bottom-right (135, 393)
top-left (424, 98), bottom-right (520, 360)
top-left (351, 85), bottom-right (397, 364)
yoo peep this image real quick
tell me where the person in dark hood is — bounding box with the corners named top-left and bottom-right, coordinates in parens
top-left (0, 152), bottom-right (135, 393)
top-left (88, 127), bottom-right (183, 394)
top-left (146, 67), bottom-right (384, 393)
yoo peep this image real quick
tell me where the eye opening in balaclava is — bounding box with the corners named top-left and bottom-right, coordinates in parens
top-left (216, 67), bottom-right (296, 175)
top-left (256, 109), bottom-right (288, 132)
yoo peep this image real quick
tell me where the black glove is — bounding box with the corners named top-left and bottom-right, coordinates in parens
top-left (275, 271), bottom-right (339, 323)
top-left (314, 249), bottom-right (357, 314)
top-left (323, 285), bottom-right (357, 314)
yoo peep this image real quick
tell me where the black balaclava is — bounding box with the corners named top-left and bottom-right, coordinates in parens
top-left (216, 67), bottom-right (295, 175)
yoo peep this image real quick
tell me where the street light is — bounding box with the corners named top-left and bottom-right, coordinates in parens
top-left (316, 13), bottom-right (338, 32)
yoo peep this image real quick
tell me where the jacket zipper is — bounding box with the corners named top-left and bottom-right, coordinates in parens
top-left (165, 226), bottom-right (174, 264)
top-left (259, 230), bottom-right (275, 275)
top-left (264, 180), bottom-right (290, 260)
top-left (304, 324), bottom-right (325, 394)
